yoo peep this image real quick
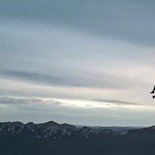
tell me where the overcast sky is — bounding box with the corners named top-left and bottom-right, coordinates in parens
top-left (0, 0), bottom-right (155, 126)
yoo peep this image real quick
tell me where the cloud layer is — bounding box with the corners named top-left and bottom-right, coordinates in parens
top-left (0, 96), bottom-right (155, 126)
top-left (0, 0), bottom-right (155, 45)
top-left (0, 0), bottom-right (155, 125)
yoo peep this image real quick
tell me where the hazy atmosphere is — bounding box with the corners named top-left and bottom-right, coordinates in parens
top-left (0, 0), bottom-right (155, 126)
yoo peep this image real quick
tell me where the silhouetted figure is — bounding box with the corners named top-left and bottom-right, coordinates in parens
top-left (150, 85), bottom-right (155, 99)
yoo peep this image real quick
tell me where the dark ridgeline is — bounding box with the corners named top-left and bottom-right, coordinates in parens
top-left (0, 121), bottom-right (155, 155)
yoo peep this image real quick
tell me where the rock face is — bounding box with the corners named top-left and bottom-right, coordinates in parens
top-left (0, 122), bottom-right (24, 135)
top-left (0, 121), bottom-right (77, 138)
top-left (0, 121), bottom-right (133, 138)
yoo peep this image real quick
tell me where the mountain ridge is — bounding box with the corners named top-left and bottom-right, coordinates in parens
top-left (0, 120), bottom-right (132, 138)
top-left (0, 121), bottom-right (155, 155)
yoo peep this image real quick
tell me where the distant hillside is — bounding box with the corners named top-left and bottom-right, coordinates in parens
top-left (0, 121), bottom-right (155, 155)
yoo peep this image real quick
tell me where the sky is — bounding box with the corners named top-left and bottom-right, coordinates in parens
top-left (0, 0), bottom-right (155, 126)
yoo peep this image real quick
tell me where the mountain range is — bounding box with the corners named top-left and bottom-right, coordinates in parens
top-left (0, 121), bottom-right (155, 155)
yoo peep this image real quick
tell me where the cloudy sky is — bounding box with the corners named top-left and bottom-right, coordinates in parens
top-left (0, 0), bottom-right (155, 126)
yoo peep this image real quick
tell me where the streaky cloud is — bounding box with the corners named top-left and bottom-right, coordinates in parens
top-left (0, 96), bottom-right (62, 106)
top-left (92, 99), bottom-right (143, 106)
top-left (0, 0), bottom-right (155, 46)
top-left (0, 69), bottom-right (129, 89)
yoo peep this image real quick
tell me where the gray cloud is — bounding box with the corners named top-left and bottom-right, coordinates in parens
top-left (0, 0), bottom-right (155, 126)
top-left (1, 70), bottom-right (68, 87)
top-left (0, 96), bottom-right (145, 111)
top-left (0, 96), bottom-right (155, 127)
top-left (0, 96), bottom-right (62, 106)
top-left (92, 99), bottom-right (143, 106)
top-left (0, 0), bottom-right (155, 46)
top-left (0, 69), bottom-right (139, 90)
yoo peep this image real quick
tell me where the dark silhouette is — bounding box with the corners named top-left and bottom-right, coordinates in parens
top-left (150, 85), bottom-right (155, 98)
